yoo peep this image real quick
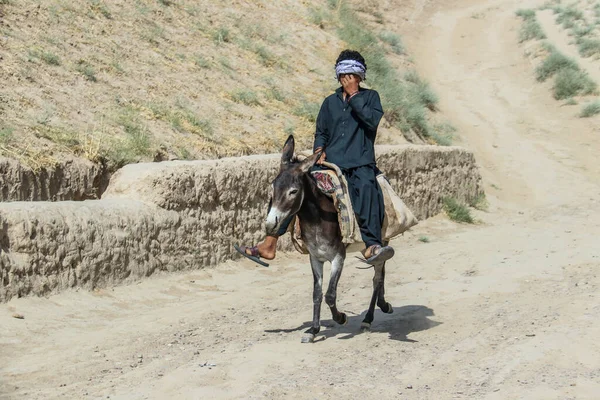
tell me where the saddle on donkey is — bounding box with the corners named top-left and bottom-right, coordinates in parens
top-left (289, 152), bottom-right (419, 254)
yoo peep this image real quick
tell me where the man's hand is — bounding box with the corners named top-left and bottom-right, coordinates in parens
top-left (314, 147), bottom-right (326, 165)
top-left (340, 74), bottom-right (360, 97)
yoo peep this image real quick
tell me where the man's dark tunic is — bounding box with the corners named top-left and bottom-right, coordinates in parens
top-left (313, 87), bottom-right (383, 168)
top-left (312, 86), bottom-right (386, 248)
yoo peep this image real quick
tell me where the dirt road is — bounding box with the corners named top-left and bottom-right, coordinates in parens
top-left (2, 0), bottom-right (600, 399)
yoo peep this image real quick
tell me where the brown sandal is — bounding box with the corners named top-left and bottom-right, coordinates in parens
top-left (362, 244), bottom-right (395, 265)
top-left (234, 244), bottom-right (270, 267)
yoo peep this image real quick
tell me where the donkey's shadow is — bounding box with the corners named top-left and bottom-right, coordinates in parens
top-left (265, 305), bottom-right (440, 342)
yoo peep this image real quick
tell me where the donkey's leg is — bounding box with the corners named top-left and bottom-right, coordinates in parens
top-left (302, 255), bottom-right (324, 343)
top-left (325, 253), bottom-right (347, 326)
top-left (376, 262), bottom-right (394, 314)
top-left (376, 241), bottom-right (393, 314)
top-left (361, 263), bottom-right (384, 332)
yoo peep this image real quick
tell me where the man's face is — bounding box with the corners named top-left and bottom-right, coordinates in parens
top-left (338, 73), bottom-right (362, 84)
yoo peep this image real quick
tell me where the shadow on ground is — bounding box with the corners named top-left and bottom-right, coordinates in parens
top-left (265, 305), bottom-right (441, 342)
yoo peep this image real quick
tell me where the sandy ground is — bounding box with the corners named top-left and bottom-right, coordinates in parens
top-left (3, 0), bottom-right (600, 399)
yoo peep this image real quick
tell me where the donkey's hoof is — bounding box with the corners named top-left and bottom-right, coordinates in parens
top-left (360, 322), bottom-right (371, 332)
top-left (381, 302), bottom-right (394, 314)
top-left (301, 333), bottom-right (316, 343)
top-left (338, 313), bottom-right (348, 326)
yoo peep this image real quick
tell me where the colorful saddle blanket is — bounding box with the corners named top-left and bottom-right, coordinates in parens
top-left (289, 152), bottom-right (419, 254)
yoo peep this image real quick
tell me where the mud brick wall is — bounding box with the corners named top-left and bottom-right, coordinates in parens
top-left (0, 157), bottom-right (109, 201)
top-left (0, 145), bottom-right (483, 301)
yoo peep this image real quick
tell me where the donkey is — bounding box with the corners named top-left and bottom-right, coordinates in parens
top-left (266, 135), bottom-right (394, 343)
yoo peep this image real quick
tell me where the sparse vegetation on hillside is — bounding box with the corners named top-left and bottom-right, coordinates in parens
top-left (541, 0), bottom-right (600, 58)
top-left (378, 31), bottom-right (404, 54)
top-left (0, 0), bottom-right (447, 171)
top-left (535, 47), bottom-right (579, 81)
top-left (516, 9), bottom-right (547, 42)
top-left (335, 2), bottom-right (448, 144)
top-left (527, 41), bottom-right (597, 100)
top-left (553, 67), bottom-right (597, 99)
top-left (518, 2), bottom-right (600, 113)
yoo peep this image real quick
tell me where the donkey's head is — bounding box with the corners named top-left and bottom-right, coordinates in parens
top-left (265, 135), bottom-right (321, 236)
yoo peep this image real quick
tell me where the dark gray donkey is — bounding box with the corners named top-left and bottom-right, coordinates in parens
top-left (266, 135), bottom-right (394, 343)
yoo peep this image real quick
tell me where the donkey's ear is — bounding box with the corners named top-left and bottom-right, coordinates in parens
top-left (298, 151), bottom-right (321, 173)
top-left (281, 135), bottom-right (295, 166)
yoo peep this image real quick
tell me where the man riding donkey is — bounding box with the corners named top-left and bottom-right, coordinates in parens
top-left (235, 49), bottom-right (394, 266)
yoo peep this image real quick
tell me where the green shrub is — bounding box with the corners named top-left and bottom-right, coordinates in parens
top-left (535, 51), bottom-right (579, 81)
top-left (470, 193), bottom-right (488, 211)
top-left (579, 101), bottom-right (600, 117)
top-left (308, 7), bottom-right (330, 27)
top-left (195, 55), bottom-right (210, 68)
top-left (89, 0), bottom-right (112, 18)
top-left (231, 90), bottom-right (260, 106)
top-left (556, 7), bottom-right (584, 26)
top-left (326, 0), bottom-right (338, 9)
top-left (553, 68), bottom-right (596, 99)
top-left (572, 25), bottom-right (594, 38)
top-left (33, 125), bottom-right (81, 148)
top-left (254, 45), bottom-right (276, 66)
top-left (76, 61), bottom-right (97, 82)
top-left (213, 27), bottom-right (231, 44)
top-left (515, 9), bottom-right (536, 20)
top-left (265, 85), bottom-right (286, 102)
top-left (519, 19), bottom-right (546, 42)
top-left (405, 70), bottom-right (439, 111)
top-left (0, 127), bottom-right (14, 144)
top-left (443, 197), bottom-right (474, 223)
top-left (578, 38), bottom-right (600, 57)
top-left (28, 49), bottom-right (61, 65)
top-left (378, 31), bottom-right (404, 54)
top-left (40, 51), bottom-right (60, 65)
top-left (430, 123), bottom-right (455, 146)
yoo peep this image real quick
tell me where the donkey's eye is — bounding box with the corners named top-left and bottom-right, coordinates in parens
top-left (289, 189), bottom-right (299, 196)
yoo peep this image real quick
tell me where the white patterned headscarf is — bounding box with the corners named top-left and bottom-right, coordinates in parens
top-left (335, 59), bottom-right (366, 81)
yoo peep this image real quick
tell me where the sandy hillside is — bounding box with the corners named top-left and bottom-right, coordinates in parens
top-left (2, 0), bottom-right (600, 399)
top-left (0, 0), bottom-right (442, 172)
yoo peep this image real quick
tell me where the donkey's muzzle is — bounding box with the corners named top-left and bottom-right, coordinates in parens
top-left (265, 217), bottom-right (279, 236)
top-left (265, 207), bottom-right (286, 236)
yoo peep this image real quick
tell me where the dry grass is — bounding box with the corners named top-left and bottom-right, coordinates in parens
top-left (0, 0), bottom-right (441, 170)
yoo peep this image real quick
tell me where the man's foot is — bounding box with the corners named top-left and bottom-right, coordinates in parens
top-left (233, 236), bottom-right (279, 267)
top-left (234, 244), bottom-right (270, 267)
top-left (250, 243), bottom-right (276, 260)
top-left (362, 244), bottom-right (395, 265)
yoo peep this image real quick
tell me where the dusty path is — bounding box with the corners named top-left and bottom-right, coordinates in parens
top-left (2, 0), bottom-right (600, 399)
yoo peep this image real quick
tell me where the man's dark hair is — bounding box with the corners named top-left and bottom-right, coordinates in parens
top-left (336, 49), bottom-right (367, 70)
